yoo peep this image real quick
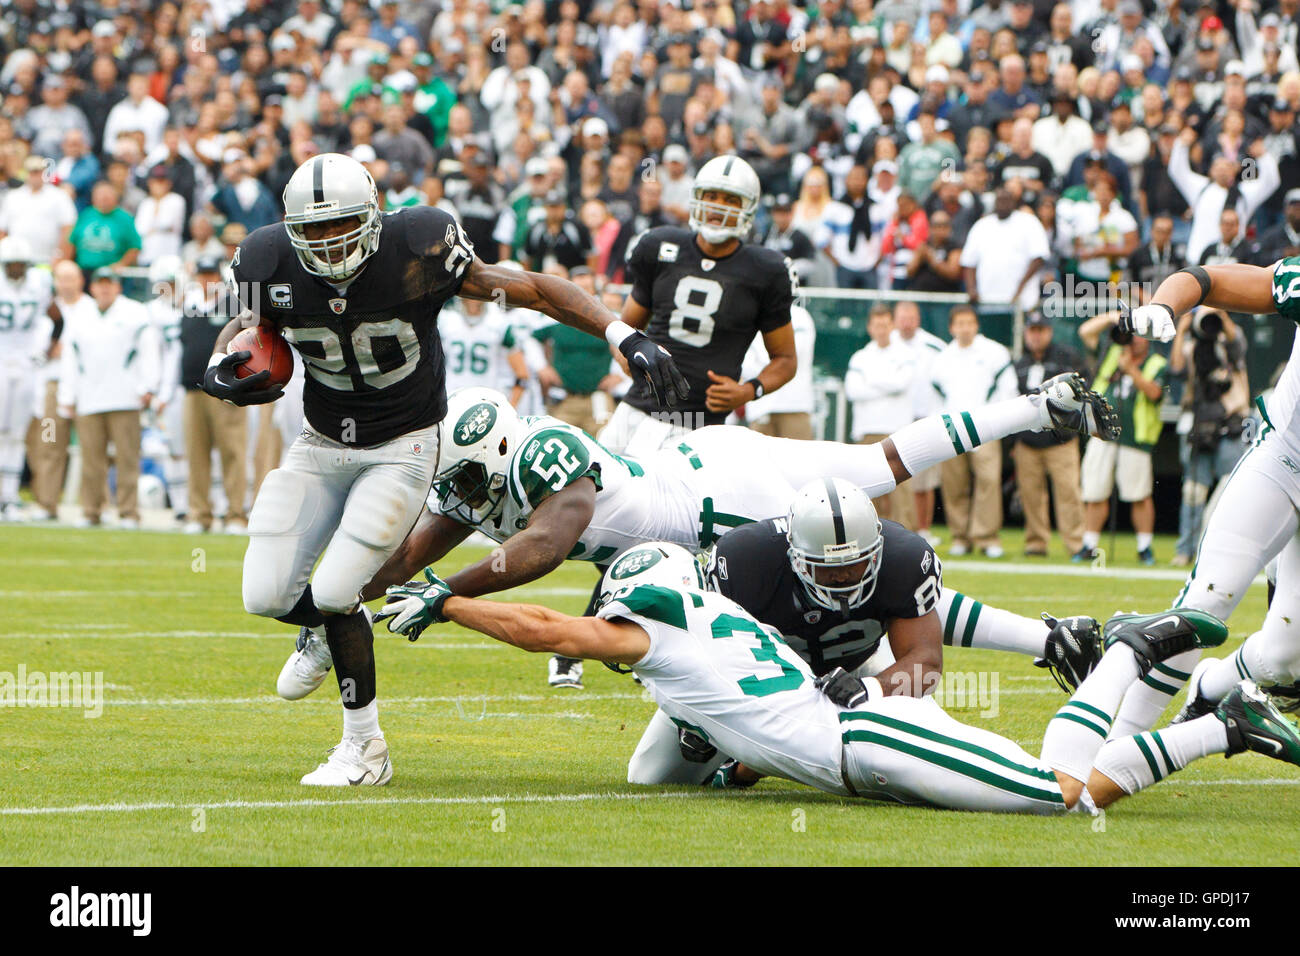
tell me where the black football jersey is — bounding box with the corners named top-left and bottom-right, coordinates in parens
top-left (707, 517), bottom-right (942, 676)
top-left (624, 225), bottom-right (796, 425)
top-left (230, 205), bottom-right (473, 446)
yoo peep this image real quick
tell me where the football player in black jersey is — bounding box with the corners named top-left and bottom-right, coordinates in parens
top-left (599, 154), bottom-right (799, 459)
top-left (628, 478), bottom-right (1105, 786)
top-left (200, 152), bottom-right (687, 786)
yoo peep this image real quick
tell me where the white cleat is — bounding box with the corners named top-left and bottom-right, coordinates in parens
top-left (1, 503), bottom-right (30, 522)
top-left (548, 655), bottom-right (584, 688)
top-left (278, 626), bottom-right (333, 699)
top-left (300, 736), bottom-right (392, 786)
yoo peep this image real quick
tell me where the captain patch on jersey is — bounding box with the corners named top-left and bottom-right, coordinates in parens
top-left (623, 225), bottom-right (795, 424)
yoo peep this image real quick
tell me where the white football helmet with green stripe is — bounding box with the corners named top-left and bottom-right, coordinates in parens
top-left (433, 387), bottom-right (521, 525)
top-left (599, 543), bottom-right (706, 607)
top-left (787, 478), bottom-right (884, 613)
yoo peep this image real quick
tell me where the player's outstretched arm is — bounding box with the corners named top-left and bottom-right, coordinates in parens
top-left (442, 596), bottom-right (649, 664)
top-left (871, 611), bottom-right (944, 698)
top-left (440, 479), bottom-right (596, 597)
top-left (458, 257), bottom-right (689, 406)
top-left (1123, 263), bottom-right (1278, 341)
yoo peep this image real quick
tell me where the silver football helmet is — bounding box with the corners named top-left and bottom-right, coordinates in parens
top-left (282, 152), bottom-right (382, 281)
top-left (787, 478), bottom-right (884, 613)
top-left (599, 542), bottom-right (707, 606)
top-left (433, 387), bottom-right (521, 525)
top-left (688, 155), bottom-right (761, 244)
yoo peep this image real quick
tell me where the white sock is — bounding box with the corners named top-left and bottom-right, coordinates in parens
top-left (342, 700), bottom-right (382, 741)
top-left (0, 436), bottom-right (23, 503)
top-left (891, 395), bottom-right (1039, 479)
top-left (1082, 530), bottom-right (1100, 550)
top-left (1110, 649), bottom-right (1199, 737)
top-left (1041, 645), bottom-right (1141, 781)
top-left (1092, 715), bottom-right (1229, 796)
top-left (938, 588), bottom-right (1046, 655)
top-left (1136, 532), bottom-right (1153, 551)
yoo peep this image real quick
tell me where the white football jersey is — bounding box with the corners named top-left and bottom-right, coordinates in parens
top-left (439, 305), bottom-right (520, 397)
top-left (599, 585), bottom-right (848, 795)
top-left (0, 268), bottom-right (53, 368)
top-left (435, 416), bottom-right (700, 562)
top-left (147, 296), bottom-right (183, 400)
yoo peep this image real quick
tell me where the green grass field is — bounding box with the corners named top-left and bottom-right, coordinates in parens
top-left (2, 524), bottom-right (1296, 866)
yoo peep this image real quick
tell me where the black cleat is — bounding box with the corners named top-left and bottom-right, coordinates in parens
top-left (1267, 681), bottom-right (1300, 714)
top-left (1034, 614), bottom-right (1102, 692)
top-left (678, 726), bottom-right (717, 763)
top-left (1036, 372), bottom-right (1122, 440)
top-left (1217, 681), bottom-right (1300, 764)
top-left (1102, 609), bottom-right (1228, 678)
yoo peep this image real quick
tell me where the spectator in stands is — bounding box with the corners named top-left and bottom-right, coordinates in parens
top-left (53, 128), bottom-right (100, 213)
top-left (0, 154), bottom-right (77, 264)
top-left (906, 207), bottom-right (964, 293)
top-left (56, 269), bottom-right (158, 529)
top-left (845, 304), bottom-right (918, 526)
top-left (1129, 213), bottom-right (1187, 291)
top-left (27, 75), bottom-right (91, 161)
top-left (879, 190), bottom-right (929, 289)
top-left (961, 186), bottom-right (1051, 313)
top-left (739, 74), bottom-right (804, 195)
top-left (1198, 207), bottom-right (1251, 265)
top-left (1033, 90), bottom-right (1093, 180)
top-left (1251, 188), bottom-right (1300, 264)
top-left (135, 166), bottom-right (187, 267)
top-left (762, 193), bottom-right (819, 285)
top-left (1168, 126), bottom-right (1279, 265)
top-left (535, 267), bottom-right (616, 438)
top-left (820, 164), bottom-right (877, 289)
top-left (1063, 170), bottom-right (1139, 283)
top-left (522, 190), bottom-right (594, 273)
top-left (1012, 312), bottom-right (1086, 557)
top-left (182, 213), bottom-right (224, 272)
top-left (102, 68), bottom-right (170, 155)
top-left (931, 304), bottom-right (1018, 557)
top-left (1077, 310), bottom-right (1168, 566)
top-left (209, 150), bottom-right (279, 234)
top-left (68, 181), bottom-right (141, 274)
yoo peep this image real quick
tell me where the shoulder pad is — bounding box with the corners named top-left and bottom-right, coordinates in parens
top-left (231, 224), bottom-right (287, 284)
top-left (606, 584), bottom-right (689, 630)
top-left (401, 205), bottom-right (468, 260)
top-left (509, 425), bottom-right (602, 509)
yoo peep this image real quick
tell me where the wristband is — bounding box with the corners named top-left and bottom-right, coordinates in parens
top-left (208, 351), bottom-right (225, 368)
top-left (862, 676), bottom-right (884, 701)
top-left (1153, 302), bottom-right (1176, 322)
top-left (605, 320), bottom-right (637, 349)
top-left (1175, 266), bottom-right (1212, 306)
top-left (746, 377), bottom-right (765, 400)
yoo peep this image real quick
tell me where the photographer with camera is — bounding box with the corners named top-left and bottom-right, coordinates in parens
top-left (1168, 307), bottom-right (1250, 566)
top-left (1076, 310), bottom-right (1168, 565)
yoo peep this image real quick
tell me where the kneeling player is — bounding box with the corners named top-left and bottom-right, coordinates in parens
top-left (626, 479), bottom-right (1102, 785)
top-left (375, 543), bottom-right (1300, 812)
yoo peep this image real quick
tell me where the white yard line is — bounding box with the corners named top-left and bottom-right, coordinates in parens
top-left (0, 788), bottom-right (802, 817)
top-left (102, 692), bottom-right (647, 706)
top-left (942, 559), bottom-right (1266, 584)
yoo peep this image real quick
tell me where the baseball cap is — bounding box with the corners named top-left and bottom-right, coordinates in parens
top-left (1272, 97), bottom-right (1294, 112)
top-left (370, 51), bottom-right (390, 66)
top-left (1261, 11), bottom-right (1281, 27)
top-left (1173, 65), bottom-right (1194, 81)
top-left (222, 148), bottom-right (247, 164)
top-left (412, 52), bottom-right (434, 67)
top-left (90, 267), bottom-right (120, 282)
top-left (270, 34), bottom-right (296, 51)
top-left (663, 144), bottom-right (689, 164)
top-left (1120, 53), bottom-right (1144, 73)
top-left (1225, 59), bottom-right (1247, 76)
top-left (925, 64), bottom-right (950, 85)
top-left (524, 157), bottom-right (549, 177)
top-left (1025, 310), bottom-right (1051, 327)
top-left (543, 188), bottom-right (566, 205)
top-left (582, 117), bottom-right (609, 138)
top-left (44, 75), bottom-right (66, 90)
top-left (350, 144), bottom-right (377, 163)
top-left (194, 256), bottom-right (222, 274)
top-left (92, 20), bottom-right (117, 37)
top-left (873, 159), bottom-right (898, 175)
top-left (771, 192), bottom-right (794, 209)
top-left (1201, 14), bottom-right (1223, 30)
top-left (23, 155), bottom-right (47, 172)
top-left (1091, 118), bottom-right (1109, 134)
top-left (1196, 35), bottom-right (1216, 50)
top-left (814, 72), bottom-right (840, 93)
top-left (465, 152), bottom-right (490, 170)
top-left (1286, 188), bottom-right (1300, 205)
top-left (1118, 0), bottom-right (1141, 15)
top-left (264, 93), bottom-right (284, 107)
top-left (148, 164), bottom-right (172, 180)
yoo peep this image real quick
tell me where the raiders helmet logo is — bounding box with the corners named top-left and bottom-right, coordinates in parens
top-left (329, 298), bottom-right (347, 314)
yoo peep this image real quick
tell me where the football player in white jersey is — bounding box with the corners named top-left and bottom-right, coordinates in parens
top-left (276, 374), bottom-right (1121, 697)
top-left (0, 237), bottom-right (55, 520)
top-left (371, 539), bottom-right (1300, 813)
top-left (1070, 259), bottom-right (1300, 744)
top-left (145, 255), bottom-right (188, 523)
top-left (438, 296), bottom-right (530, 405)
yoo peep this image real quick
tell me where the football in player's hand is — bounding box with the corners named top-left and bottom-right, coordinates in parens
top-left (227, 325), bottom-right (293, 389)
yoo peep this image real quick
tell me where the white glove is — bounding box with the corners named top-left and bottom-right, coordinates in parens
top-left (1121, 303), bottom-right (1177, 343)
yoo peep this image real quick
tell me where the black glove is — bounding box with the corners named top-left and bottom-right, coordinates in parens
top-left (618, 330), bottom-right (690, 407)
top-left (202, 351), bottom-right (284, 406)
top-left (678, 726), bottom-right (718, 763)
top-left (814, 666), bottom-right (870, 708)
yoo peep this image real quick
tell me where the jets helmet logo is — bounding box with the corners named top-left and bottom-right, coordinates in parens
top-left (454, 403), bottom-right (497, 446)
top-left (611, 548), bottom-right (663, 579)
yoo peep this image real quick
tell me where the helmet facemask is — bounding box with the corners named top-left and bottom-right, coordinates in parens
top-left (789, 533), bottom-right (884, 613)
top-left (432, 459), bottom-right (507, 526)
top-left (688, 189), bottom-right (755, 244)
top-left (285, 207), bottom-right (382, 281)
